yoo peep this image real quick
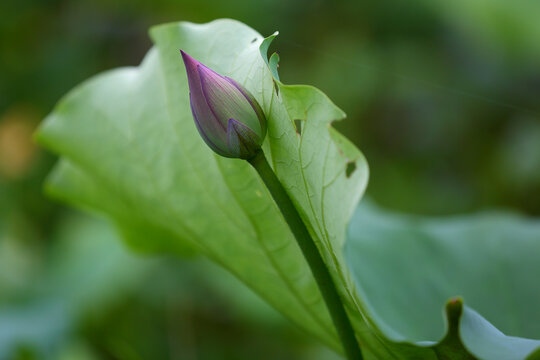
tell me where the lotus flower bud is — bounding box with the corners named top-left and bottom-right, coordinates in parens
top-left (180, 50), bottom-right (267, 160)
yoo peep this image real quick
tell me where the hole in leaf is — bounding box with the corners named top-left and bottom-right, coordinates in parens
top-left (345, 161), bottom-right (356, 178)
top-left (294, 119), bottom-right (302, 135)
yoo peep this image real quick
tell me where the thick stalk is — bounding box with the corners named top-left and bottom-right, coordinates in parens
top-left (247, 150), bottom-right (363, 360)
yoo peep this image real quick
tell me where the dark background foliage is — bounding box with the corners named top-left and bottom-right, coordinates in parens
top-left (1, 0), bottom-right (539, 359)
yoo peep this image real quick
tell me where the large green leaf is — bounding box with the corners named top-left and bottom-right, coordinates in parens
top-left (36, 19), bottom-right (540, 359)
top-left (36, 19), bottom-right (367, 351)
top-left (346, 202), bottom-right (540, 359)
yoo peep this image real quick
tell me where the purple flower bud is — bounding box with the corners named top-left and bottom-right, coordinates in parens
top-left (180, 50), bottom-right (267, 159)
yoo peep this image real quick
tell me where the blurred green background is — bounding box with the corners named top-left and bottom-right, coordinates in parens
top-left (1, 0), bottom-right (539, 359)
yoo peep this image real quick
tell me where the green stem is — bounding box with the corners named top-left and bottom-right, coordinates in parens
top-left (247, 150), bottom-right (363, 360)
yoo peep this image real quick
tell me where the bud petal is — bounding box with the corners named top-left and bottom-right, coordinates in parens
top-left (180, 50), bottom-right (267, 159)
top-left (227, 118), bottom-right (261, 159)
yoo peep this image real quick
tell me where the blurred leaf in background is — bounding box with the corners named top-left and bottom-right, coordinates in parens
top-left (0, 212), bottom-right (341, 360)
top-left (346, 201), bottom-right (540, 359)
